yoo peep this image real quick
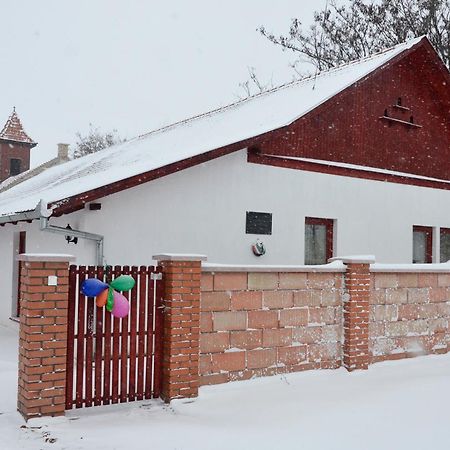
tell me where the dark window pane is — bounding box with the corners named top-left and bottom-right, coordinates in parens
top-left (413, 231), bottom-right (427, 263)
top-left (305, 223), bottom-right (327, 265)
top-left (440, 230), bottom-right (450, 262)
top-left (10, 158), bottom-right (21, 176)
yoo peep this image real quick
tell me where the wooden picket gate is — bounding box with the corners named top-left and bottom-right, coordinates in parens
top-left (65, 265), bottom-right (164, 410)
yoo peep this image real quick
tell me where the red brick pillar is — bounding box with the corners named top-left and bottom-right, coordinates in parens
top-left (331, 256), bottom-right (374, 371)
top-left (153, 254), bottom-right (206, 402)
top-left (16, 254), bottom-right (75, 420)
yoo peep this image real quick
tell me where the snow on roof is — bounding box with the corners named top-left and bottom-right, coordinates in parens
top-left (0, 108), bottom-right (36, 145)
top-left (0, 36), bottom-right (425, 219)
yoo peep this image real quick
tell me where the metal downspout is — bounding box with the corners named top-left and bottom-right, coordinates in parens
top-left (39, 201), bottom-right (104, 265)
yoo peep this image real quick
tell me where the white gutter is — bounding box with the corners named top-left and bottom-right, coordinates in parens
top-left (0, 208), bottom-right (41, 225)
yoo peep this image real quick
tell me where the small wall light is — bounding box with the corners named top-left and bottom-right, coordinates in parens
top-left (65, 224), bottom-right (78, 244)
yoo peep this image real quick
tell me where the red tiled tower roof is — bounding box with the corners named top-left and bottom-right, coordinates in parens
top-left (0, 108), bottom-right (36, 146)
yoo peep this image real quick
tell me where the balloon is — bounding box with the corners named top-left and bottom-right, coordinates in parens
top-left (96, 288), bottom-right (108, 307)
top-left (106, 288), bottom-right (115, 312)
top-left (110, 275), bottom-right (136, 292)
top-left (111, 291), bottom-right (130, 318)
top-left (81, 278), bottom-right (109, 297)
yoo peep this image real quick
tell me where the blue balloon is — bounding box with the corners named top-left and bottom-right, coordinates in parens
top-left (81, 278), bottom-right (109, 297)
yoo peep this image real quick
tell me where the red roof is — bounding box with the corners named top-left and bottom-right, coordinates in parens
top-left (0, 108), bottom-right (36, 145)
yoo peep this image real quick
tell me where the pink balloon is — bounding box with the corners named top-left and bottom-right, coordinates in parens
top-left (111, 291), bottom-right (130, 318)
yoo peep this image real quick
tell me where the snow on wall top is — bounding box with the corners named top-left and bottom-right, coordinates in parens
top-left (0, 36), bottom-right (425, 219)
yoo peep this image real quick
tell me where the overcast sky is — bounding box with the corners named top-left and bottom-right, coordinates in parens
top-left (0, 1), bottom-right (327, 167)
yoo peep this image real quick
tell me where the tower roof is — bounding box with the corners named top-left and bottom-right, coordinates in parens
top-left (0, 108), bottom-right (36, 146)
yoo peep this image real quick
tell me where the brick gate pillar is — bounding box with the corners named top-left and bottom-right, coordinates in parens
top-left (16, 253), bottom-right (75, 420)
top-left (331, 256), bottom-right (374, 371)
top-left (153, 254), bottom-right (206, 402)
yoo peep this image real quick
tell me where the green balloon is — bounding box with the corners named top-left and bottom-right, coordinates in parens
top-left (106, 287), bottom-right (115, 312)
top-left (110, 275), bottom-right (136, 292)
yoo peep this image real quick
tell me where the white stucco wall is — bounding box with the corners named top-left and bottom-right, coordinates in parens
top-left (0, 227), bottom-right (16, 322)
top-left (1, 149), bottom-right (450, 323)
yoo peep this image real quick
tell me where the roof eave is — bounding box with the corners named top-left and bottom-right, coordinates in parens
top-left (0, 208), bottom-right (41, 226)
top-left (50, 141), bottom-right (253, 217)
top-left (0, 137), bottom-right (37, 147)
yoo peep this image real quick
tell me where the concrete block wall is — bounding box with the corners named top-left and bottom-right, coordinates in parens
top-left (370, 271), bottom-right (450, 361)
top-left (199, 270), bottom-right (344, 385)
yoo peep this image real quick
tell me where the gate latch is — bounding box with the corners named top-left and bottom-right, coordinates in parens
top-left (157, 304), bottom-right (169, 313)
top-left (151, 272), bottom-right (163, 281)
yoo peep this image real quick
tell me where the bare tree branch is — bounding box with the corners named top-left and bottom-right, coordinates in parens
top-left (242, 0), bottom-right (449, 97)
top-left (72, 124), bottom-right (125, 159)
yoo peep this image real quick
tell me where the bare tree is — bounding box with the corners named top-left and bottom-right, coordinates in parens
top-left (238, 67), bottom-right (275, 98)
top-left (72, 124), bottom-right (125, 159)
top-left (260, 0), bottom-right (449, 72)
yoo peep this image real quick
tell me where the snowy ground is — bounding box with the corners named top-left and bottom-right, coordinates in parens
top-left (1, 323), bottom-right (450, 450)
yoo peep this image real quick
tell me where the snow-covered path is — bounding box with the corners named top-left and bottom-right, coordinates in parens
top-left (1, 323), bottom-right (450, 450)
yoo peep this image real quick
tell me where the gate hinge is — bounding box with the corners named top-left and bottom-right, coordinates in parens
top-left (151, 272), bottom-right (163, 281)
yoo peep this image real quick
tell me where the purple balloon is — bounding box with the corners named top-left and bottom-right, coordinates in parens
top-left (111, 291), bottom-right (130, 318)
top-left (81, 278), bottom-right (109, 297)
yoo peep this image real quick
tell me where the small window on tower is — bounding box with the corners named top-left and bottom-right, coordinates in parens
top-left (10, 158), bottom-right (21, 176)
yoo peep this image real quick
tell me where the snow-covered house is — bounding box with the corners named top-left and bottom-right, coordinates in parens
top-left (0, 36), bottom-right (449, 322)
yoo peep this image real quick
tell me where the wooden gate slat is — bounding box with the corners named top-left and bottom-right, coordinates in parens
top-left (75, 266), bottom-right (87, 408)
top-left (65, 265), bottom-right (77, 410)
top-left (153, 266), bottom-right (164, 398)
top-left (136, 266), bottom-right (147, 400)
top-left (94, 266), bottom-right (105, 406)
top-left (128, 266), bottom-right (139, 401)
top-left (103, 265), bottom-right (113, 405)
top-left (111, 266), bottom-right (121, 404)
top-left (144, 266), bottom-right (155, 399)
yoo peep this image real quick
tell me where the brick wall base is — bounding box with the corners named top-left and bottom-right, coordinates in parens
top-left (155, 255), bottom-right (204, 402)
top-left (343, 263), bottom-right (370, 371)
top-left (17, 255), bottom-right (72, 420)
top-left (16, 252), bottom-right (450, 412)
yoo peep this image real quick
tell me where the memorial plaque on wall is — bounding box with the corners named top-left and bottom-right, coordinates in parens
top-left (246, 211), bottom-right (272, 235)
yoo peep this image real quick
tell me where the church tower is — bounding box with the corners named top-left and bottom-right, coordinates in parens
top-left (0, 108), bottom-right (37, 182)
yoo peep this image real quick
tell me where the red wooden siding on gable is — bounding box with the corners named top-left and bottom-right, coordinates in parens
top-left (254, 43), bottom-right (450, 181)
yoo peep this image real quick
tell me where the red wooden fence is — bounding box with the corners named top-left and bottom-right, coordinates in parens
top-left (66, 265), bottom-right (164, 410)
